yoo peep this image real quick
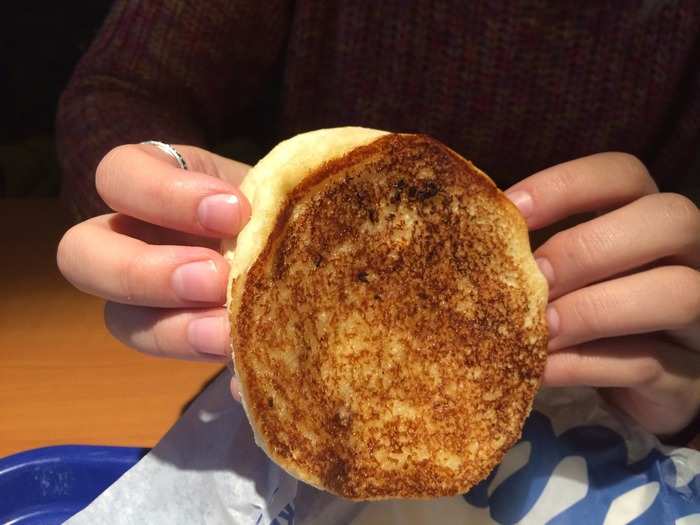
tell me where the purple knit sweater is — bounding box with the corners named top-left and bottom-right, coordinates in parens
top-left (57, 0), bottom-right (700, 220)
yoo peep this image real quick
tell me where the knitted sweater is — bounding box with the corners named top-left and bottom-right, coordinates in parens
top-left (56, 0), bottom-right (700, 220)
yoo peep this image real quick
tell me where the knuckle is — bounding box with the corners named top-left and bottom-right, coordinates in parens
top-left (609, 152), bottom-right (656, 191)
top-left (56, 224), bottom-right (80, 276)
top-left (560, 226), bottom-right (606, 273)
top-left (653, 192), bottom-right (700, 230)
top-left (104, 302), bottom-right (164, 357)
top-left (185, 146), bottom-right (219, 177)
top-left (56, 221), bottom-right (100, 282)
top-left (149, 322), bottom-right (169, 358)
top-left (634, 354), bottom-right (663, 386)
top-left (95, 145), bottom-right (132, 200)
top-left (563, 354), bottom-right (587, 385)
top-left (119, 249), bottom-right (146, 304)
top-left (549, 163), bottom-right (578, 192)
top-left (666, 266), bottom-right (700, 326)
top-left (569, 287), bottom-right (615, 337)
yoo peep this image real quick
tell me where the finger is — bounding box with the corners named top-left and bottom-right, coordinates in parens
top-left (544, 336), bottom-right (667, 388)
top-left (108, 214), bottom-right (219, 249)
top-left (536, 192), bottom-right (700, 299)
top-left (58, 215), bottom-right (229, 307)
top-left (104, 303), bottom-right (231, 361)
top-left (544, 335), bottom-right (700, 435)
top-left (96, 144), bottom-right (251, 238)
top-left (230, 376), bottom-right (242, 402)
top-left (547, 266), bottom-right (700, 352)
top-left (505, 152), bottom-right (658, 230)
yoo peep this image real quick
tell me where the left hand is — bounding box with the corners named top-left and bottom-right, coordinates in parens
top-left (505, 152), bottom-right (700, 437)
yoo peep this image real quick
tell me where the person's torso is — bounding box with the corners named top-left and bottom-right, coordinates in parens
top-left (271, 0), bottom-right (699, 196)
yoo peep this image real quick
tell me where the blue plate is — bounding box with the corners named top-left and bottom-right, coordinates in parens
top-left (0, 445), bottom-right (147, 524)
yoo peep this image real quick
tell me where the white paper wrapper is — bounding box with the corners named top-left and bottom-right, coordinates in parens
top-left (67, 370), bottom-right (700, 525)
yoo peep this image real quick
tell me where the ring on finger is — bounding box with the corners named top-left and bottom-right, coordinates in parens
top-left (141, 140), bottom-right (189, 170)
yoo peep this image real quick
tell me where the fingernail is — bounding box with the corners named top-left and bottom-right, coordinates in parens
top-left (546, 305), bottom-right (560, 342)
top-left (230, 376), bottom-right (242, 402)
top-left (172, 260), bottom-right (222, 302)
top-left (535, 257), bottom-right (555, 288)
top-left (505, 190), bottom-right (533, 218)
top-left (187, 316), bottom-right (230, 356)
top-left (197, 194), bottom-right (241, 235)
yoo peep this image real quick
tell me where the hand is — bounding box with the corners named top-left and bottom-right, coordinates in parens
top-left (57, 144), bottom-right (250, 381)
top-left (505, 153), bottom-right (700, 436)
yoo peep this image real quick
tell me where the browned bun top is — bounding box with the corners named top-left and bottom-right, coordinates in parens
top-left (229, 132), bottom-right (548, 500)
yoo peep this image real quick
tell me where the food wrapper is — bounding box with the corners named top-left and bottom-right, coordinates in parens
top-left (67, 369), bottom-right (699, 524)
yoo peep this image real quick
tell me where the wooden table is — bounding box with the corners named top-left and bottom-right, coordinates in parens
top-left (0, 199), bottom-right (222, 457)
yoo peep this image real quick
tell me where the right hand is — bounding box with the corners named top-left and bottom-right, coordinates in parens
top-left (57, 144), bottom-right (251, 381)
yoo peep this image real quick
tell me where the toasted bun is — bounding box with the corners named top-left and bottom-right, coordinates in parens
top-left (225, 128), bottom-right (548, 500)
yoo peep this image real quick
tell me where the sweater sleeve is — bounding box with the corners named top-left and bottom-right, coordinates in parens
top-left (56, 0), bottom-right (292, 221)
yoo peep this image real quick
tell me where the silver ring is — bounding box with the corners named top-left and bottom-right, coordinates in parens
top-left (140, 140), bottom-right (188, 170)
